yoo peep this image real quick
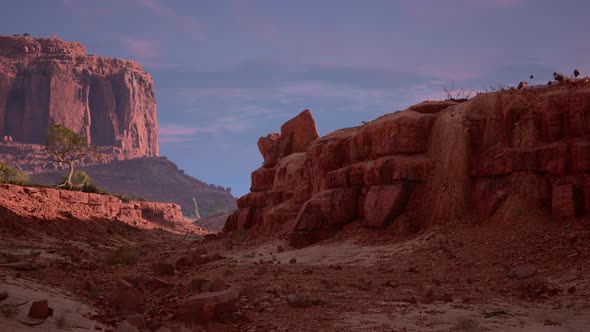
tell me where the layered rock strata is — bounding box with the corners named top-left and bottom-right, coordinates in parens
top-left (226, 84), bottom-right (590, 247)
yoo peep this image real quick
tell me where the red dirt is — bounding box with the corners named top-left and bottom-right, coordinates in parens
top-left (1, 182), bottom-right (590, 331)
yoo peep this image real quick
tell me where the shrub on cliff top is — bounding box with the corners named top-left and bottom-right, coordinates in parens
top-left (0, 162), bottom-right (29, 185)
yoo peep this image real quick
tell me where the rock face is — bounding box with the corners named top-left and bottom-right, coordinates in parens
top-left (29, 157), bottom-right (236, 218)
top-left (226, 82), bottom-right (590, 247)
top-left (0, 35), bottom-right (158, 158)
top-left (0, 183), bottom-right (184, 223)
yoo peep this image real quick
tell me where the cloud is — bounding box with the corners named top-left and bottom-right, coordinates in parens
top-left (159, 112), bottom-right (263, 145)
top-left (158, 124), bottom-right (199, 143)
top-left (129, 0), bottom-right (206, 41)
top-left (119, 36), bottom-right (158, 60)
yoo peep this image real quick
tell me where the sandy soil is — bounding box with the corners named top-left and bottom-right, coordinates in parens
top-left (1, 190), bottom-right (590, 331)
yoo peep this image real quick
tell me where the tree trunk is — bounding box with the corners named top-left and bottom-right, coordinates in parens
top-left (193, 197), bottom-right (202, 220)
top-left (58, 161), bottom-right (75, 188)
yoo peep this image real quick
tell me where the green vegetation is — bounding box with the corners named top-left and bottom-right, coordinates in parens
top-left (0, 303), bottom-right (17, 318)
top-left (60, 170), bottom-right (91, 187)
top-left (87, 288), bottom-right (98, 300)
top-left (104, 245), bottom-right (141, 265)
top-left (57, 170), bottom-right (110, 195)
top-left (115, 194), bottom-right (145, 203)
top-left (22, 33), bottom-right (30, 37)
top-left (200, 199), bottom-right (230, 216)
top-left (45, 124), bottom-right (99, 188)
top-left (0, 162), bottom-right (29, 185)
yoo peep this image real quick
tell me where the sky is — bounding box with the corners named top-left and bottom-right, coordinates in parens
top-left (1, 0), bottom-right (589, 196)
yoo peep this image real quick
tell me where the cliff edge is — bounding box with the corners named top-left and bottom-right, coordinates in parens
top-left (226, 80), bottom-right (590, 247)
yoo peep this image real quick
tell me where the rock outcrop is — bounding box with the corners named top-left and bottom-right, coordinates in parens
top-left (0, 35), bottom-right (158, 158)
top-left (0, 183), bottom-right (183, 224)
top-left (226, 82), bottom-right (590, 247)
top-left (29, 157), bottom-right (236, 218)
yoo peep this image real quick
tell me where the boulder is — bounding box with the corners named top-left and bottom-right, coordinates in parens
top-left (175, 289), bottom-right (240, 322)
top-left (110, 279), bottom-right (143, 312)
top-left (363, 185), bottom-right (409, 228)
top-left (152, 262), bottom-right (175, 276)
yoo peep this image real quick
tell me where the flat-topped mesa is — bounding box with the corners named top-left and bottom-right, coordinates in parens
top-left (0, 35), bottom-right (86, 58)
top-left (227, 81), bottom-right (590, 248)
top-left (0, 35), bottom-right (158, 158)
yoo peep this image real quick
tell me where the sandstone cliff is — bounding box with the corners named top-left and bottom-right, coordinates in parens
top-left (0, 35), bottom-right (158, 158)
top-left (226, 82), bottom-right (590, 247)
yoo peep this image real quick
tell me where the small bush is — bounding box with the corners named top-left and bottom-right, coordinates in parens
top-left (104, 245), bottom-right (141, 265)
top-left (60, 170), bottom-right (91, 187)
top-left (0, 162), bottom-right (29, 184)
top-left (115, 194), bottom-right (145, 203)
top-left (87, 288), bottom-right (98, 300)
top-left (81, 182), bottom-right (108, 195)
top-left (1, 303), bottom-right (17, 318)
top-left (444, 82), bottom-right (473, 102)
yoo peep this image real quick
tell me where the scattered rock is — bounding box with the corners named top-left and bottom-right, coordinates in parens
top-left (0, 291), bottom-right (8, 301)
top-left (209, 278), bottom-right (226, 292)
top-left (176, 288), bottom-right (240, 322)
top-left (289, 258), bottom-right (297, 264)
top-left (125, 314), bottom-right (146, 329)
top-left (254, 266), bottom-right (268, 276)
top-left (151, 277), bottom-right (175, 290)
top-left (192, 252), bottom-right (224, 265)
top-left (277, 246), bottom-right (284, 253)
top-left (191, 278), bottom-right (212, 294)
top-left (84, 279), bottom-right (97, 292)
top-left (115, 320), bottom-right (140, 332)
top-left (511, 264), bottom-right (538, 279)
top-left (285, 293), bottom-right (327, 308)
top-left (568, 286), bottom-right (576, 294)
top-left (153, 262), bottom-right (175, 276)
top-left (111, 279), bottom-right (143, 312)
top-left (207, 323), bottom-right (232, 332)
top-left (175, 256), bottom-right (190, 269)
top-left (154, 327), bottom-right (173, 332)
top-left (28, 300), bottom-right (50, 319)
top-left (0, 262), bottom-right (38, 271)
top-left (287, 293), bottom-right (316, 308)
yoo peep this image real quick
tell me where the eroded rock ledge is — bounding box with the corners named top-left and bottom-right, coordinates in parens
top-left (0, 184), bottom-right (183, 224)
top-left (225, 83), bottom-right (590, 247)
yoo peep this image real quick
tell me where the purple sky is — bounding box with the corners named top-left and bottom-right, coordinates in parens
top-left (1, 0), bottom-right (589, 196)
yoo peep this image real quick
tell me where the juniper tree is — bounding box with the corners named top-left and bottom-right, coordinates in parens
top-left (45, 124), bottom-right (99, 188)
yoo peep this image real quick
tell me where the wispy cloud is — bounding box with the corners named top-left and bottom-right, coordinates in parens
top-left (159, 111), bottom-right (263, 145)
top-left (118, 36), bottom-right (159, 60)
top-left (129, 0), bottom-right (206, 41)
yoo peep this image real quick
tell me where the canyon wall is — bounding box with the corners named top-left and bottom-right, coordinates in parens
top-left (226, 83), bottom-right (590, 247)
top-left (0, 35), bottom-right (158, 158)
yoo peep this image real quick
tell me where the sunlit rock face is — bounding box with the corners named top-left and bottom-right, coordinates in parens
top-left (227, 83), bottom-right (590, 247)
top-left (0, 35), bottom-right (158, 158)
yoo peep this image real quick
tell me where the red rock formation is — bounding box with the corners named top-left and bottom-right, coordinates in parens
top-left (29, 156), bottom-right (236, 218)
top-left (0, 35), bottom-right (158, 158)
top-left (0, 183), bottom-right (183, 224)
top-left (227, 82), bottom-right (590, 247)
